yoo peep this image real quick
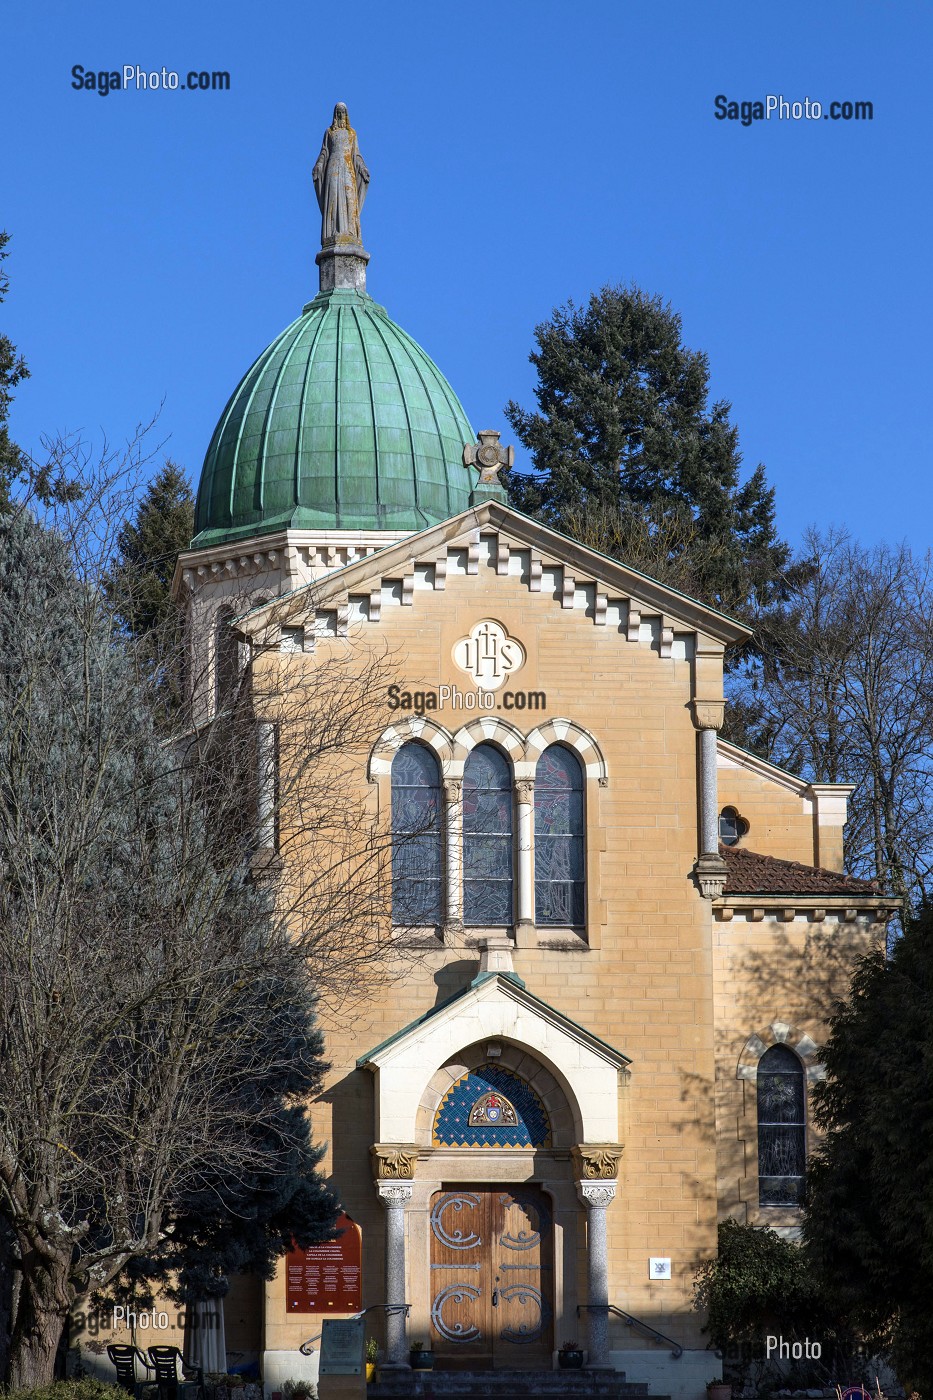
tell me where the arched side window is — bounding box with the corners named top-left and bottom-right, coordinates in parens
top-left (463, 744), bottom-right (514, 926)
top-left (534, 745), bottom-right (585, 925)
top-left (215, 608), bottom-right (241, 708)
top-left (391, 743), bottom-right (443, 926)
top-left (757, 1045), bottom-right (806, 1206)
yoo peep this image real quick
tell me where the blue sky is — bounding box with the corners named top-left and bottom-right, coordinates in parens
top-left (4, 0), bottom-right (930, 551)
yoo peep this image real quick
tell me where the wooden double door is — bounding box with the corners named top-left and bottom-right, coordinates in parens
top-left (429, 1186), bottom-right (553, 1369)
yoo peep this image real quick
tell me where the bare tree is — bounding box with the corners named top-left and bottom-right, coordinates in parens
top-left (729, 528), bottom-right (933, 912)
top-left (559, 496), bottom-right (753, 617)
top-left (0, 455), bottom-right (403, 1385)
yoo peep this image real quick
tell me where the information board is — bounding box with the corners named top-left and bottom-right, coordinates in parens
top-left (285, 1213), bottom-right (362, 1314)
top-left (319, 1317), bottom-right (365, 1376)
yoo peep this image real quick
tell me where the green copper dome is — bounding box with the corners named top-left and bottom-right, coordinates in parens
top-left (193, 287), bottom-right (492, 546)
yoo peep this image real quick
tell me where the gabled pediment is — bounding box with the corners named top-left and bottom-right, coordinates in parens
top-left (232, 501), bottom-right (750, 653)
top-left (357, 967), bottom-right (630, 1144)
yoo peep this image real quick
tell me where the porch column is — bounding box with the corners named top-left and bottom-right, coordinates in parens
top-left (376, 1180), bottom-right (413, 1369)
top-left (576, 1182), bottom-right (616, 1370)
top-left (515, 778), bottom-right (536, 947)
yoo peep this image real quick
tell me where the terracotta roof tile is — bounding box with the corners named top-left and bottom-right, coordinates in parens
top-left (720, 844), bottom-right (882, 897)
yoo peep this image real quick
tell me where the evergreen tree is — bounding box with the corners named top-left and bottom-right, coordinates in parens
top-left (804, 911), bottom-right (933, 1392)
top-left (0, 232), bottom-right (81, 511)
top-left (0, 232), bottom-right (31, 509)
top-left (505, 285), bottom-right (790, 623)
top-left (105, 460), bottom-right (194, 643)
top-left (103, 461), bottom-right (195, 715)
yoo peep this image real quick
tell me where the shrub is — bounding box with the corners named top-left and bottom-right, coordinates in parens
top-left (8, 1382), bottom-right (126, 1400)
top-left (693, 1219), bottom-right (865, 1388)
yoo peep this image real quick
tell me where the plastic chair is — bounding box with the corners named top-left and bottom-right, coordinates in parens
top-left (147, 1345), bottom-right (204, 1400)
top-left (107, 1345), bottom-right (157, 1399)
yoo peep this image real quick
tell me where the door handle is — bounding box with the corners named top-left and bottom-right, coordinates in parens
top-left (492, 1275), bottom-right (500, 1307)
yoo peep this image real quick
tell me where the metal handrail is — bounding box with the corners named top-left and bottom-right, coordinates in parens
top-left (577, 1303), bottom-right (684, 1358)
top-left (300, 1303), bottom-right (412, 1355)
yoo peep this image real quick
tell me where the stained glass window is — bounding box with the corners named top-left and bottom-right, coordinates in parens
top-left (534, 746), bottom-right (584, 925)
top-left (433, 1064), bottom-right (551, 1147)
top-left (757, 1045), bottom-right (806, 1206)
top-left (463, 744), bottom-right (513, 925)
top-left (392, 742), bottom-right (443, 925)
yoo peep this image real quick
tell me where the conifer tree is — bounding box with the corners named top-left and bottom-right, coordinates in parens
top-left (505, 285), bottom-right (790, 624)
top-left (102, 461), bottom-right (194, 715)
top-left (105, 460), bottom-right (194, 644)
top-left (0, 232), bottom-right (31, 509)
top-left (804, 911), bottom-right (933, 1393)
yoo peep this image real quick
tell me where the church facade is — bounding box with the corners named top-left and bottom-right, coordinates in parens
top-left (161, 111), bottom-right (892, 1399)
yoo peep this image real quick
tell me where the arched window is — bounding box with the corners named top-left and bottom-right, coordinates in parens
top-left (534, 746), bottom-right (585, 925)
top-left (391, 743), bottom-right (443, 926)
top-left (463, 744), bottom-right (513, 925)
top-left (757, 1045), bottom-right (806, 1206)
top-left (215, 608), bottom-right (241, 708)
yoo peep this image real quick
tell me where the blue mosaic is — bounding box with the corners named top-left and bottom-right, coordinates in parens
top-left (433, 1064), bottom-right (551, 1148)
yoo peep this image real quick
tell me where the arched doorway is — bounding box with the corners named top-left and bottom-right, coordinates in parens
top-left (416, 1046), bottom-right (575, 1370)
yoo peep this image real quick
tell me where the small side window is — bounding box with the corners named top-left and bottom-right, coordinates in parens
top-left (719, 805), bottom-right (749, 846)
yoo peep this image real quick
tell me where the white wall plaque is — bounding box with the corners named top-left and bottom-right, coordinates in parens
top-left (452, 619), bottom-right (525, 691)
top-left (649, 1257), bottom-right (671, 1280)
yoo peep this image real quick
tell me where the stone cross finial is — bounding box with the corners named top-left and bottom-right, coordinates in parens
top-left (478, 933), bottom-right (515, 977)
top-left (463, 430), bottom-right (514, 484)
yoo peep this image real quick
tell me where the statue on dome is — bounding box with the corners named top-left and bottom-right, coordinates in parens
top-left (312, 102), bottom-right (370, 248)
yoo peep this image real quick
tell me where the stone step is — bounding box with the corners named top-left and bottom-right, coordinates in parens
top-left (367, 1371), bottom-right (669, 1400)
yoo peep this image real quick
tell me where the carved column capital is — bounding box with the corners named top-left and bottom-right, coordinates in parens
top-left (371, 1144), bottom-right (419, 1180)
top-left (694, 851), bottom-right (728, 899)
top-left (576, 1181), bottom-right (617, 1209)
top-left (572, 1143), bottom-right (623, 1180)
top-left (515, 778), bottom-right (535, 803)
top-left (376, 1181), bottom-right (414, 1206)
top-left (443, 778), bottom-right (463, 802)
top-left (691, 699), bottom-right (725, 731)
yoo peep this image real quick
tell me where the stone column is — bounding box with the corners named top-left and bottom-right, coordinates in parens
top-left (255, 721), bottom-right (277, 851)
top-left (376, 1181), bottom-right (413, 1369)
top-left (443, 778), bottom-right (463, 936)
top-left (576, 1182), bottom-right (616, 1369)
top-left (573, 1147), bottom-right (622, 1371)
top-left (699, 725), bottom-right (718, 855)
top-left (691, 700), bottom-right (726, 898)
top-left (515, 778), bottom-right (536, 947)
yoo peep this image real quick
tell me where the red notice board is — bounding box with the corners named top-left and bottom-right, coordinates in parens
top-left (286, 1212), bottom-right (362, 1313)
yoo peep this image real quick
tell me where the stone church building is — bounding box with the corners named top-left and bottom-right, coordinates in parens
top-left (107, 109), bottom-right (893, 1398)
